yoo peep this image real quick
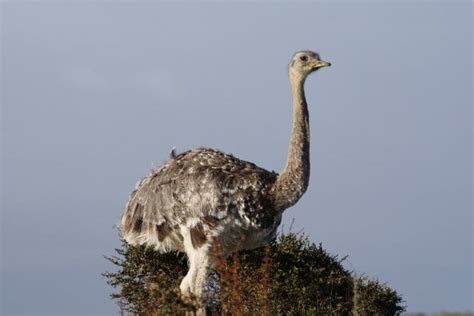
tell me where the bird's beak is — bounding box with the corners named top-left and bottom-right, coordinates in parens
top-left (312, 60), bottom-right (331, 70)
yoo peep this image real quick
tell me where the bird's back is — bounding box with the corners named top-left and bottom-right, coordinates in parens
top-left (121, 148), bottom-right (279, 252)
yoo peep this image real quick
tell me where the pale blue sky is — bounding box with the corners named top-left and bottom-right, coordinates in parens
top-left (1, 2), bottom-right (472, 315)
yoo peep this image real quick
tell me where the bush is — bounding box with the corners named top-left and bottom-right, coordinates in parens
top-left (353, 275), bottom-right (405, 315)
top-left (104, 232), bottom-right (405, 315)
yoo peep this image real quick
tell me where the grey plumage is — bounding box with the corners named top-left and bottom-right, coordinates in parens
top-left (122, 147), bottom-right (280, 254)
top-left (120, 50), bottom-right (331, 304)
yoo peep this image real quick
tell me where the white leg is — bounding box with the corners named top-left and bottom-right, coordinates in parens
top-left (191, 249), bottom-right (210, 299)
top-left (180, 233), bottom-right (197, 298)
top-left (179, 232), bottom-right (211, 303)
top-left (187, 248), bottom-right (210, 316)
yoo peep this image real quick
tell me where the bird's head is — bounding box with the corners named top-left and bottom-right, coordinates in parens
top-left (289, 50), bottom-right (331, 80)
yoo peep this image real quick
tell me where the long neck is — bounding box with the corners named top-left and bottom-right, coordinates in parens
top-left (271, 74), bottom-right (310, 212)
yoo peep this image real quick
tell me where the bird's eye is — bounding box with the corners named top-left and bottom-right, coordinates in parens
top-left (300, 55), bottom-right (308, 62)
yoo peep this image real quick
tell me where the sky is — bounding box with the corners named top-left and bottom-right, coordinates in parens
top-left (1, 1), bottom-right (472, 315)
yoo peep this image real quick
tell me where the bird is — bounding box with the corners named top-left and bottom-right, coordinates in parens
top-left (120, 50), bottom-right (331, 304)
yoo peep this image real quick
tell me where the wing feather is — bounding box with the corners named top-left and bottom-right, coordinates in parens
top-left (120, 148), bottom-right (278, 251)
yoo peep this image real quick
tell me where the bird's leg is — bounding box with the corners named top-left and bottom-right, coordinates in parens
top-left (191, 248), bottom-right (210, 300)
top-left (180, 267), bottom-right (195, 299)
top-left (184, 248), bottom-right (210, 316)
top-left (180, 235), bottom-right (197, 300)
top-left (180, 233), bottom-right (211, 304)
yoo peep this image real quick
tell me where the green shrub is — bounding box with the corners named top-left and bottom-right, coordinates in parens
top-left (104, 232), bottom-right (405, 315)
top-left (353, 275), bottom-right (405, 315)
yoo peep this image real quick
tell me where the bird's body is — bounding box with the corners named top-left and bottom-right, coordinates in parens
top-left (122, 147), bottom-right (281, 257)
top-left (120, 50), bottom-right (330, 304)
